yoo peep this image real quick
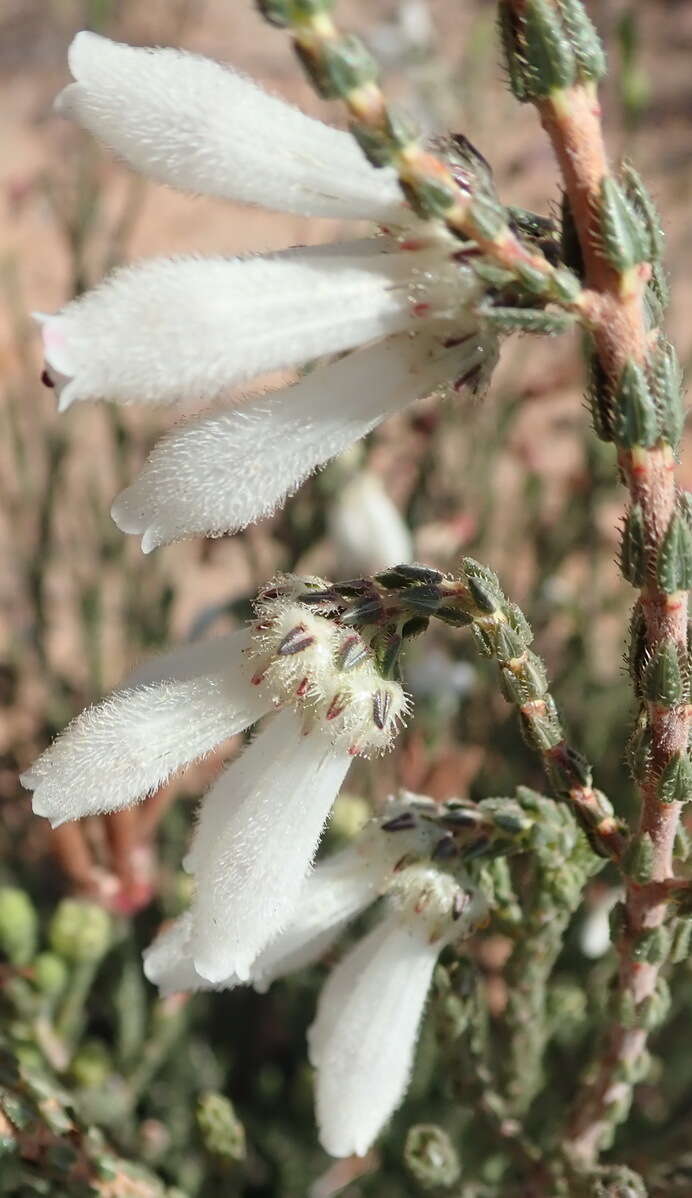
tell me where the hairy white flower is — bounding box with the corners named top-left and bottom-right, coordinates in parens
top-left (57, 32), bottom-right (405, 222)
top-left (23, 584), bottom-right (416, 980)
top-left (189, 707), bottom-right (352, 983)
top-left (328, 469), bottom-right (414, 576)
top-left (38, 31), bottom-right (498, 548)
top-left (20, 628), bottom-right (267, 827)
top-left (144, 795), bottom-right (443, 996)
top-left (110, 332), bottom-right (481, 552)
top-left (38, 246), bottom-right (419, 411)
top-left (309, 866), bottom-right (486, 1158)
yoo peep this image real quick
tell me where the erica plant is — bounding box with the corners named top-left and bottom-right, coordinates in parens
top-left (10, 2), bottom-right (692, 1195)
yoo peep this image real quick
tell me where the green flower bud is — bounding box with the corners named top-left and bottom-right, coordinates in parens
top-left (70, 1040), bottom-right (112, 1089)
top-left (0, 887), bottom-right (38, 967)
top-left (197, 1093), bottom-right (246, 1162)
top-left (32, 952), bottom-right (68, 999)
top-left (48, 900), bottom-right (112, 965)
top-left (404, 1124), bottom-right (461, 1191)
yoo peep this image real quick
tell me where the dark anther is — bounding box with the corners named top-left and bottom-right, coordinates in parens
top-left (381, 811), bottom-right (417, 833)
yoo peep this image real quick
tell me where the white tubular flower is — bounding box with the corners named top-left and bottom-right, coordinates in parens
top-left (144, 796), bottom-right (442, 996)
top-left (142, 912), bottom-right (212, 997)
top-left (189, 708), bottom-right (352, 984)
top-left (57, 33), bottom-right (405, 222)
top-left (110, 331), bottom-right (486, 552)
top-left (23, 580), bottom-right (416, 983)
top-left (328, 469), bottom-right (414, 576)
top-left (123, 631), bottom-right (251, 689)
top-left (38, 246), bottom-right (420, 411)
top-left (144, 845), bottom-right (376, 997)
top-left (38, 31), bottom-right (500, 549)
top-left (310, 866), bottom-right (486, 1159)
top-left (20, 628), bottom-right (268, 828)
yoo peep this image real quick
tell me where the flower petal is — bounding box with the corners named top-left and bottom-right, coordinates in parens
top-left (143, 913), bottom-right (239, 995)
top-left (190, 709), bottom-right (351, 984)
top-left (328, 469), bottom-right (413, 575)
top-left (42, 245), bottom-right (417, 409)
top-left (21, 631), bottom-right (267, 826)
top-left (310, 913), bottom-right (438, 1157)
top-left (143, 844), bottom-right (373, 997)
top-left (251, 844), bottom-right (384, 993)
top-left (124, 631), bottom-right (249, 689)
top-left (58, 32), bottom-right (405, 223)
top-left (110, 331), bottom-right (482, 550)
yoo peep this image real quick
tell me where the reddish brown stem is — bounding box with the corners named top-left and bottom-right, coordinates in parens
top-left (527, 80), bottom-right (687, 1167)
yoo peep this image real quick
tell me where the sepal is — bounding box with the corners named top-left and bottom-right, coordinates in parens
top-left (656, 513), bottom-right (692, 593)
top-left (598, 176), bottom-right (649, 272)
top-left (658, 752), bottom-right (692, 804)
top-left (612, 360), bottom-right (658, 449)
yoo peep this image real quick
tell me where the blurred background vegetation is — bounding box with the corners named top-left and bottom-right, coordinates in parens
top-left (1, 1), bottom-right (692, 1193)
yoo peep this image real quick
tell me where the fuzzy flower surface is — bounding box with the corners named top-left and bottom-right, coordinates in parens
top-left (38, 32), bottom-right (498, 552)
top-left (143, 794), bottom-right (441, 997)
top-left (22, 577), bottom-right (410, 983)
top-left (143, 793), bottom-right (485, 1159)
top-left (310, 863), bottom-right (487, 1157)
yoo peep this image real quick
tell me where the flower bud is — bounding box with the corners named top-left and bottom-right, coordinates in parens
top-left (70, 1039), bottom-right (112, 1088)
top-left (197, 1092), bottom-right (246, 1162)
top-left (48, 899), bottom-right (112, 964)
top-left (404, 1123), bottom-right (461, 1191)
top-left (0, 887), bottom-right (38, 966)
top-left (32, 952), bottom-right (68, 999)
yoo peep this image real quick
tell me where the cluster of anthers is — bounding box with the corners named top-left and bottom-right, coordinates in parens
top-left (248, 576), bottom-right (410, 757)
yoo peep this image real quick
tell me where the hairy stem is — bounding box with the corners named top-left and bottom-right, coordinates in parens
top-left (503, 0), bottom-right (688, 1165)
